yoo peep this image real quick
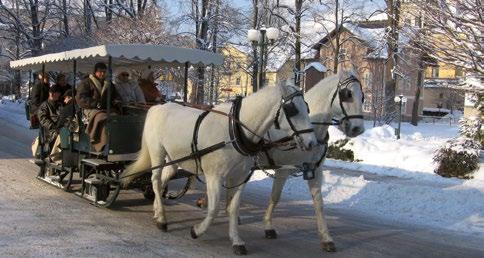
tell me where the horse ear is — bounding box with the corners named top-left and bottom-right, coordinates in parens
top-left (279, 82), bottom-right (289, 97)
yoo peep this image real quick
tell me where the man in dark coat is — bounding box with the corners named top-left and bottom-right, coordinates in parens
top-left (37, 84), bottom-right (62, 153)
top-left (76, 62), bottom-right (121, 152)
top-left (57, 89), bottom-right (78, 130)
top-left (30, 72), bottom-right (50, 115)
top-left (53, 73), bottom-right (72, 97)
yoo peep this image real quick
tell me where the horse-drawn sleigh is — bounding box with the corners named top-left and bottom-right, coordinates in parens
top-left (11, 44), bottom-right (365, 255)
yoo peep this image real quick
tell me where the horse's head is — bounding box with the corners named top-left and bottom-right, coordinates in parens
top-left (331, 70), bottom-right (365, 137)
top-left (275, 82), bottom-right (317, 151)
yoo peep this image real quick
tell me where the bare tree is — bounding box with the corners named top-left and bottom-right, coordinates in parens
top-left (415, 0), bottom-right (483, 75)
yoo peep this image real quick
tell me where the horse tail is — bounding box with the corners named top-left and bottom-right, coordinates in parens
top-left (120, 134), bottom-right (151, 188)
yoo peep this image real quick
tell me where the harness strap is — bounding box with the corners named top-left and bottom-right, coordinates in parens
top-left (315, 133), bottom-right (330, 167)
top-left (119, 141), bottom-right (228, 180)
top-left (191, 111), bottom-right (211, 176)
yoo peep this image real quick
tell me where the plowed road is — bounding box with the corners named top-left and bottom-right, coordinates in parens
top-left (0, 117), bottom-right (483, 257)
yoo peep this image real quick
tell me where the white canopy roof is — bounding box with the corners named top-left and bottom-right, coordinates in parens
top-left (10, 44), bottom-right (224, 72)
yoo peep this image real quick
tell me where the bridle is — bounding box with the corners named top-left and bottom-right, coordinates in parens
top-left (230, 88), bottom-right (314, 156)
top-left (312, 75), bottom-right (364, 126)
top-left (273, 89), bottom-right (314, 138)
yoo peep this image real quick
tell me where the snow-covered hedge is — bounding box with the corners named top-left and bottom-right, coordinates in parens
top-left (327, 139), bottom-right (357, 162)
top-left (459, 116), bottom-right (483, 145)
top-left (433, 137), bottom-right (480, 179)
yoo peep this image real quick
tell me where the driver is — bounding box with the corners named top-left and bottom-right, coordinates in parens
top-left (76, 62), bottom-right (121, 152)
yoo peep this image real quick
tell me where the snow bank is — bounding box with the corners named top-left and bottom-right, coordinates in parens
top-left (247, 121), bottom-right (483, 237)
top-left (325, 121), bottom-right (472, 180)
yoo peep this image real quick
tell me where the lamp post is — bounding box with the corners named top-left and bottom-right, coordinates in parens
top-left (248, 26), bottom-right (279, 92)
top-left (394, 95), bottom-right (407, 139)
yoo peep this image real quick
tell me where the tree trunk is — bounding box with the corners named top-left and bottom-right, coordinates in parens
top-left (62, 0), bottom-right (69, 36)
top-left (84, 0), bottom-right (92, 34)
top-left (251, 0), bottom-right (259, 93)
top-left (194, 0), bottom-right (210, 104)
top-left (294, 0), bottom-right (302, 87)
top-left (209, 0), bottom-right (220, 104)
top-left (333, 0), bottom-right (339, 74)
top-left (383, 0), bottom-right (400, 123)
top-left (411, 57), bottom-right (423, 125)
top-left (30, 0), bottom-right (42, 56)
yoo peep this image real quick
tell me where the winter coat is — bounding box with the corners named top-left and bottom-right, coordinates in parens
top-left (37, 99), bottom-right (60, 143)
top-left (31, 81), bottom-right (50, 114)
top-left (76, 74), bottom-right (121, 111)
top-left (114, 78), bottom-right (146, 104)
top-left (138, 79), bottom-right (162, 103)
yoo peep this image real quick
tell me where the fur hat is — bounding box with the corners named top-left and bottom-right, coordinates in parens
top-left (115, 67), bottom-right (131, 77)
top-left (94, 62), bottom-right (107, 72)
top-left (140, 69), bottom-right (154, 81)
top-left (49, 84), bottom-right (63, 93)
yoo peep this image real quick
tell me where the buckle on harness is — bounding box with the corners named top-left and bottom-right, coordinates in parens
top-left (302, 162), bottom-right (316, 180)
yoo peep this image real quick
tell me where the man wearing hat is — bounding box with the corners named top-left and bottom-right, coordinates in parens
top-left (76, 62), bottom-right (121, 151)
top-left (37, 84), bottom-right (62, 156)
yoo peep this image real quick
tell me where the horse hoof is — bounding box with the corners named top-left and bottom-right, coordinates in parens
top-left (233, 245), bottom-right (248, 255)
top-left (156, 222), bottom-right (168, 232)
top-left (322, 241), bottom-right (336, 252)
top-left (190, 226), bottom-right (198, 239)
top-left (264, 229), bottom-right (277, 239)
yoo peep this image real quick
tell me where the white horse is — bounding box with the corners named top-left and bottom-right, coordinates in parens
top-left (120, 84), bottom-right (317, 255)
top-left (225, 70), bottom-right (365, 252)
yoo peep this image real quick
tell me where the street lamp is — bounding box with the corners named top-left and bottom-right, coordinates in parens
top-left (248, 26), bottom-right (279, 92)
top-left (394, 95), bottom-right (407, 139)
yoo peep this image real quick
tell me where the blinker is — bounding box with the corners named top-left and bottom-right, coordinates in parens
top-left (339, 88), bottom-right (353, 102)
top-left (283, 102), bottom-right (299, 117)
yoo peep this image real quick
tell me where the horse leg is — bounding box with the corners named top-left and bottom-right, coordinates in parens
top-left (191, 174), bottom-right (221, 239)
top-left (150, 149), bottom-right (170, 232)
top-left (156, 162), bottom-right (177, 231)
top-left (227, 183), bottom-right (248, 255)
top-left (263, 168), bottom-right (291, 239)
top-left (307, 166), bottom-right (335, 252)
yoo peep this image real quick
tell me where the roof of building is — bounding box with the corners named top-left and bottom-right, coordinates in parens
top-left (304, 62), bottom-right (327, 72)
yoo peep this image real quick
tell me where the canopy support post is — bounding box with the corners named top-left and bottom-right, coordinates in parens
top-left (70, 60), bottom-right (77, 152)
top-left (28, 70), bottom-right (32, 100)
top-left (105, 56), bottom-right (112, 156)
top-left (183, 62), bottom-right (189, 103)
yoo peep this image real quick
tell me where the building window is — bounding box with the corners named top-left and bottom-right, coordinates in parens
top-left (439, 93), bottom-right (444, 99)
top-left (236, 77), bottom-right (241, 86)
top-left (431, 67), bottom-right (439, 78)
top-left (401, 101), bottom-right (407, 114)
top-left (415, 16), bottom-right (422, 28)
top-left (363, 99), bottom-right (372, 112)
top-left (338, 48), bottom-right (346, 59)
top-left (455, 68), bottom-right (463, 77)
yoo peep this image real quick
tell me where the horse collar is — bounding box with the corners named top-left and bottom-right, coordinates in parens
top-left (229, 96), bottom-right (264, 156)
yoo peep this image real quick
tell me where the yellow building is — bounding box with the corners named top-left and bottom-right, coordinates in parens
top-left (218, 45), bottom-right (277, 101)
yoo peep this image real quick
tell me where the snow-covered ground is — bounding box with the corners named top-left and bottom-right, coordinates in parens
top-left (1, 102), bottom-right (483, 238)
top-left (0, 100), bottom-right (29, 128)
top-left (250, 120), bottom-right (484, 238)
